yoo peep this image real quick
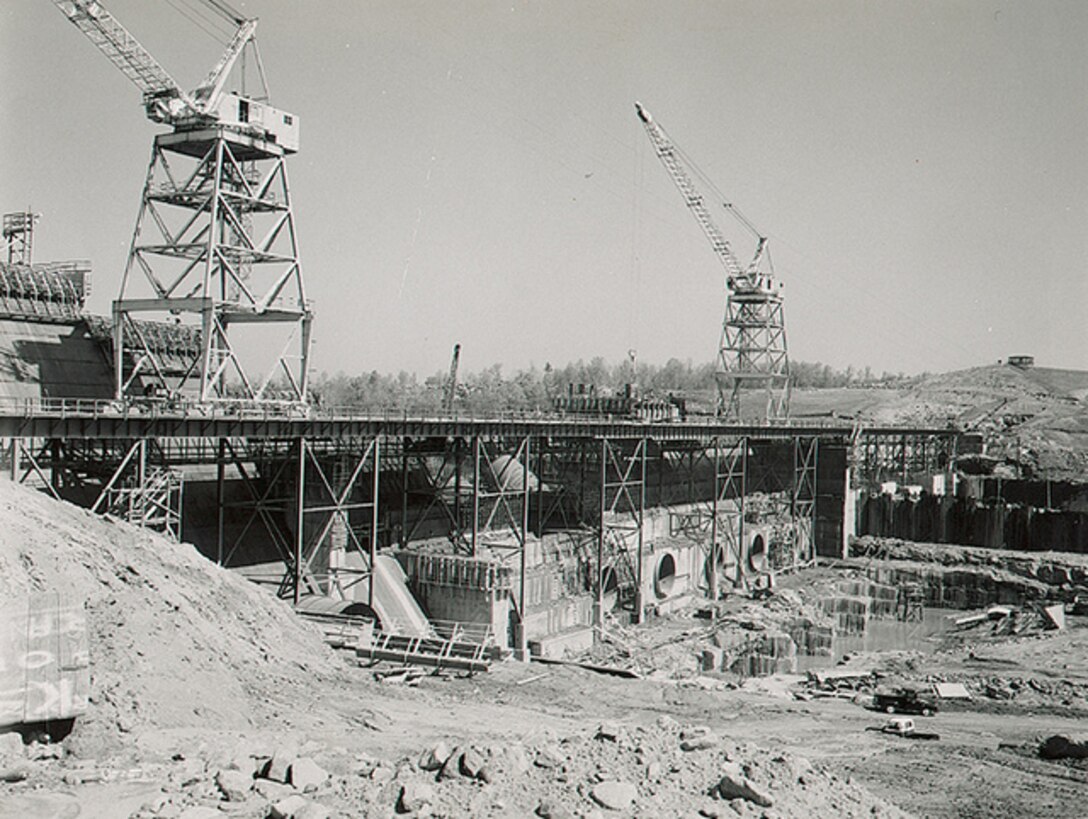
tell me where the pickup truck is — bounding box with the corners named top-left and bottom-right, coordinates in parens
top-left (872, 687), bottom-right (939, 716)
top-left (868, 717), bottom-right (940, 741)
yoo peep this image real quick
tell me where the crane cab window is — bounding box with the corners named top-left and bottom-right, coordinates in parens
top-left (239, 100), bottom-right (250, 123)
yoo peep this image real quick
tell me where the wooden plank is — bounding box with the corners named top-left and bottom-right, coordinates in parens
top-left (0, 599), bottom-right (29, 726)
top-left (530, 656), bottom-right (641, 679)
top-left (0, 593), bottom-right (89, 727)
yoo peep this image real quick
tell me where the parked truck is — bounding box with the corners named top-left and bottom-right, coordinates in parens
top-left (871, 686), bottom-right (939, 716)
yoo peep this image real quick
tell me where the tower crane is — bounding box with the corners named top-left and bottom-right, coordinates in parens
top-left (635, 102), bottom-right (790, 420)
top-left (52, 0), bottom-right (311, 406)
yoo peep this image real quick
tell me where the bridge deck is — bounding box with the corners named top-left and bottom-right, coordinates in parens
top-left (0, 398), bottom-right (956, 443)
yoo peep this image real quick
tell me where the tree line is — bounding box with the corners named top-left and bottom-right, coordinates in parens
top-left (309, 357), bottom-right (914, 413)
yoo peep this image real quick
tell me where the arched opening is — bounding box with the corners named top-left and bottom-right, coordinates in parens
top-left (748, 533), bottom-right (767, 574)
top-left (654, 552), bottom-right (677, 600)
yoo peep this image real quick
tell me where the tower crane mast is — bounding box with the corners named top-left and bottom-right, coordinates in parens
top-left (635, 102), bottom-right (790, 420)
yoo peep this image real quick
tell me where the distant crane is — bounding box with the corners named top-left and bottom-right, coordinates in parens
top-left (443, 343), bottom-right (461, 412)
top-left (635, 102), bottom-right (790, 420)
top-left (52, 0), bottom-right (312, 406)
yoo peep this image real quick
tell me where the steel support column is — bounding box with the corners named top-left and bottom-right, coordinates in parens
top-left (791, 436), bottom-right (818, 568)
top-left (710, 436), bottom-right (746, 594)
top-left (597, 437), bottom-right (647, 622)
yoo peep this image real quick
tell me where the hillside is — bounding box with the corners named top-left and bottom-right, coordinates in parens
top-left (791, 363), bottom-right (1088, 481)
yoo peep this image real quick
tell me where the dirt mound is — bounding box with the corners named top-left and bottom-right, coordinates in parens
top-left (0, 480), bottom-right (340, 757)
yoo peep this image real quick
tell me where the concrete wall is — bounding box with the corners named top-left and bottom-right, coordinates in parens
top-left (0, 318), bottom-right (112, 400)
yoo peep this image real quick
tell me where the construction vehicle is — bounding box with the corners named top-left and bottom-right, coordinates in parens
top-left (443, 344), bottom-right (461, 412)
top-left (866, 717), bottom-right (940, 741)
top-left (52, 0), bottom-right (312, 407)
top-left (635, 102), bottom-right (789, 420)
top-left (872, 686), bottom-right (939, 716)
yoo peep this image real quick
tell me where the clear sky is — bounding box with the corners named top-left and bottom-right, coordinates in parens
top-left (3, 0), bottom-right (1087, 378)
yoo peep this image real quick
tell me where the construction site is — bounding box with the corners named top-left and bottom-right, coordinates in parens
top-left (2, 2), bottom-right (1087, 818)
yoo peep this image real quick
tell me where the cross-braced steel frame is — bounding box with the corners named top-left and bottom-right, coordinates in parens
top-left (217, 437), bottom-right (381, 605)
top-left (9, 436), bottom-right (183, 541)
top-left (709, 436), bottom-right (747, 596)
top-left (855, 431), bottom-right (956, 488)
top-left (595, 437), bottom-right (647, 625)
top-left (0, 413), bottom-right (960, 652)
top-left (115, 129), bottom-right (312, 405)
top-left (717, 290), bottom-right (790, 421)
top-left (790, 436), bottom-right (818, 568)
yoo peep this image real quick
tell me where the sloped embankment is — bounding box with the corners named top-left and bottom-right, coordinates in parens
top-left (0, 480), bottom-right (340, 756)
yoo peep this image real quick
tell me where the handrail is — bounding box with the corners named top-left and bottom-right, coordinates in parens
top-left (0, 395), bottom-right (959, 435)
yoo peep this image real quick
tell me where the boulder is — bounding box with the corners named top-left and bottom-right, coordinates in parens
top-left (263, 749), bottom-right (296, 783)
top-left (418, 741), bottom-right (451, 772)
top-left (590, 780), bottom-right (638, 811)
top-left (438, 746), bottom-right (466, 781)
top-left (656, 715), bottom-right (680, 732)
top-left (254, 779), bottom-right (296, 801)
top-left (535, 799), bottom-right (576, 819)
top-left (460, 747), bottom-right (486, 779)
top-left (1039, 735), bottom-right (1088, 760)
top-left (398, 781), bottom-right (435, 813)
top-left (504, 744), bottom-right (531, 775)
top-left (215, 768), bottom-right (252, 801)
top-left (681, 734), bottom-right (718, 751)
top-left (681, 725), bottom-right (712, 739)
top-left (534, 745), bottom-right (564, 769)
top-left (717, 768), bottom-right (773, 808)
top-left (0, 733), bottom-right (24, 762)
top-left (288, 757), bottom-right (328, 792)
top-left (595, 722), bottom-right (621, 742)
top-left (270, 794), bottom-right (310, 819)
top-left (370, 762), bottom-right (395, 783)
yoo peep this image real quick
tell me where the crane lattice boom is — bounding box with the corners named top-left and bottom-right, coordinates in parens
top-left (635, 102), bottom-right (775, 296)
top-left (54, 0), bottom-right (189, 120)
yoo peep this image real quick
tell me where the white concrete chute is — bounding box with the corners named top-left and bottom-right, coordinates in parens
top-left (600, 565), bottom-right (620, 612)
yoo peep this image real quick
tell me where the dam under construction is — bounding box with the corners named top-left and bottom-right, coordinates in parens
top-left (0, 241), bottom-right (960, 662)
top-left (4, 4), bottom-right (1086, 818)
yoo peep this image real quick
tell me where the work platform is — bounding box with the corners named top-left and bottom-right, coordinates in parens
top-left (0, 396), bottom-right (953, 444)
top-left (2, 397), bottom-right (958, 654)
